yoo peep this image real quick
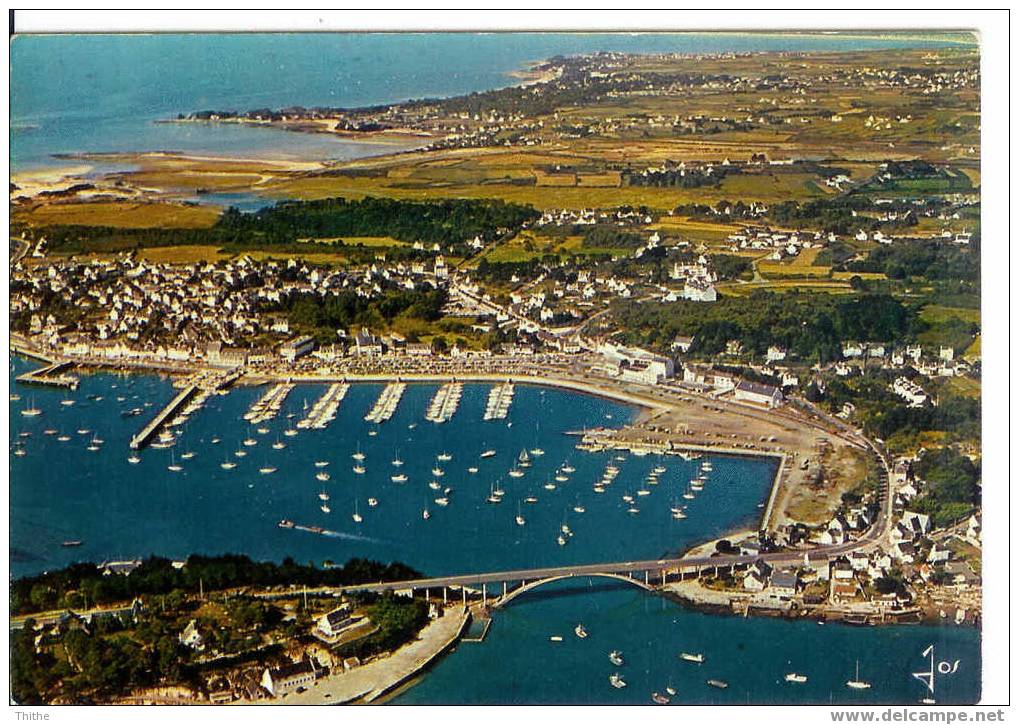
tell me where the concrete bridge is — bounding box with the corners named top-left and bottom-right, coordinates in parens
top-left (338, 550), bottom-right (818, 608)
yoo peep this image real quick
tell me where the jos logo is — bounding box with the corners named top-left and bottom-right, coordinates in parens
top-left (912, 644), bottom-right (961, 703)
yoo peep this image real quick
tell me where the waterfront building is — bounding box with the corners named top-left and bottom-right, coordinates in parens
top-left (260, 658), bottom-right (325, 697)
top-left (734, 380), bottom-right (784, 408)
top-left (280, 335), bottom-right (316, 362)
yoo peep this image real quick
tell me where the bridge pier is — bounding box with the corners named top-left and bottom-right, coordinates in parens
top-left (443, 587), bottom-right (447, 605)
top-left (644, 570), bottom-right (649, 586)
top-left (502, 581), bottom-right (507, 598)
top-left (462, 587), bottom-right (466, 606)
top-left (482, 583), bottom-right (487, 607)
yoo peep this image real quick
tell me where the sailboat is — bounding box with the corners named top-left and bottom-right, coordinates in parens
top-left (486, 482), bottom-right (502, 504)
top-left (392, 451), bottom-right (404, 467)
top-left (352, 499), bottom-right (363, 523)
top-left (352, 445), bottom-right (365, 461)
top-left (127, 453), bottom-right (141, 464)
top-left (20, 397), bottom-right (41, 417)
top-left (167, 452), bottom-right (183, 472)
top-left (846, 661), bottom-right (871, 690)
top-left (272, 438), bottom-right (286, 450)
top-left (437, 452), bottom-right (452, 462)
top-left (316, 471), bottom-right (330, 482)
top-left (318, 490), bottom-right (330, 501)
top-left (259, 462), bottom-right (277, 474)
top-left (353, 464), bottom-right (366, 474)
top-left (220, 453), bottom-right (237, 470)
top-left (515, 501), bottom-right (526, 526)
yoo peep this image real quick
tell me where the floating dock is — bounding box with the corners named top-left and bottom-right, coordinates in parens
top-left (483, 382), bottom-right (514, 420)
top-left (243, 382), bottom-right (294, 424)
top-left (364, 382), bottom-right (406, 424)
top-left (425, 382), bottom-right (463, 423)
top-left (297, 383), bottom-right (349, 430)
top-left (16, 361), bottom-right (79, 390)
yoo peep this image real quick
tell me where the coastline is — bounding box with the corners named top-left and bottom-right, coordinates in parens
top-left (248, 606), bottom-right (470, 705)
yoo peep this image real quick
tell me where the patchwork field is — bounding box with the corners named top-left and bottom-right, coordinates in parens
top-left (12, 201), bottom-right (222, 229)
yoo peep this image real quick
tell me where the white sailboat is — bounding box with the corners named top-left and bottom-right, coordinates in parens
top-left (167, 452), bottom-right (183, 472)
top-left (846, 661), bottom-right (871, 690)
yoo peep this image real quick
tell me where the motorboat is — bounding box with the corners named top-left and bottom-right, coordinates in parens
top-left (680, 652), bottom-right (705, 664)
top-left (609, 650), bottom-right (624, 666)
top-left (785, 673), bottom-right (808, 684)
top-left (575, 624), bottom-right (588, 639)
top-left (609, 674), bottom-right (626, 689)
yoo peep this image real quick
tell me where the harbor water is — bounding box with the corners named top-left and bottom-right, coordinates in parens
top-left (8, 356), bottom-right (981, 704)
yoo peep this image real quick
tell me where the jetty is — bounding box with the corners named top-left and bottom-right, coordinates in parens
top-left (297, 383), bottom-right (349, 429)
top-left (483, 382), bottom-right (514, 420)
top-left (130, 385), bottom-right (198, 450)
top-left (364, 382), bottom-right (406, 424)
top-left (16, 361), bottom-right (79, 390)
top-left (130, 368), bottom-right (240, 450)
top-left (425, 382), bottom-right (463, 423)
top-left (243, 382), bottom-right (294, 424)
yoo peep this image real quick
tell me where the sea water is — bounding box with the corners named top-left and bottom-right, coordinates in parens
top-left (11, 32), bottom-right (971, 173)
